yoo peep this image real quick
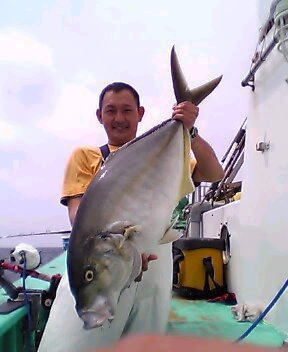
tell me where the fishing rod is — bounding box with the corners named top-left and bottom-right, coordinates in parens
top-left (203, 118), bottom-right (246, 203)
top-left (0, 230), bottom-right (71, 239)
top-left (221, 118), bottom-right (247, 164)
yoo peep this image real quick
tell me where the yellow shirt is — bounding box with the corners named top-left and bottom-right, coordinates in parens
top-left (60, 145), bottom-right (196, 206)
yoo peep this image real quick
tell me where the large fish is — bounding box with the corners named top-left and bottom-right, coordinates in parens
top-left (67, 46), bottom-right (222, 330)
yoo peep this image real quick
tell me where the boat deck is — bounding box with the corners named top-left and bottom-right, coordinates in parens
top-left (0, 252), bottom-right (286, 351)
top-left (169, 296), bottom-right (285, 348)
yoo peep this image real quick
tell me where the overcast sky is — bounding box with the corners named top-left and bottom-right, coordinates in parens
top-left (0, 1), bottom-right (258, 236)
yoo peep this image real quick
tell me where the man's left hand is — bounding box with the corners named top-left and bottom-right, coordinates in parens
top-left (135, 253), bottom-right (158, 282)
top-left (172, 101), bottom-right (199, 131)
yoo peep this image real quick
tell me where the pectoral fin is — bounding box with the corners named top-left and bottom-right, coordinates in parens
top-left (107, 221), bottom-right (133, 233)
top-left (107, 221), bottom-right (142, 249)
top-left (159, 218), bottom-right (183, 244)
top-left (123, 249), bottom-right (142, 289)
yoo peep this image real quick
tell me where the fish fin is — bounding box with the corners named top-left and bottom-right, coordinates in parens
top-left (188, 75), bottom-right (223, 106)
top-left (158, 218), bottom-right (182, 244)
top-left (123, 250), bottom-right (142, 289)
top-left (123, 225), bottom-right (142, 240)
top-left (178, 127), bottom-right (195, 200)
top-left (107, 221), bottom-right (133, 233)
top-left (171, 46), bottom-right (222, 105)
top-left (119, 225), bottom-right (141, 248)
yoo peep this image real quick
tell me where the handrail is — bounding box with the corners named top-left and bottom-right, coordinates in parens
top-left (242, 0), bottom-right (288, 90)
top-left (241, 36), bottom-right (278, 90)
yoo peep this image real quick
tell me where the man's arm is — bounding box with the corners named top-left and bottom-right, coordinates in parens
top-left (172, 101), bottom-right (224, 183)
top-left (67, 197), bottom-right (82, 226)
top-left (191, 135), bottom-right (224, 182)
top-left (61, 147), bottom-right (103, 226)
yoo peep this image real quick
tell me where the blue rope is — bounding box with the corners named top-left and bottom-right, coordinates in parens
top-left (236, 278), bottom-right (288, 342)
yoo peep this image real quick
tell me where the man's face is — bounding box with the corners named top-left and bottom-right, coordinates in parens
top-left (97, 89), bottom-right (144, 146)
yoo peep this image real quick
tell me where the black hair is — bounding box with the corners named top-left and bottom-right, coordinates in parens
top-left (98, 82), bottom-right (140, 110)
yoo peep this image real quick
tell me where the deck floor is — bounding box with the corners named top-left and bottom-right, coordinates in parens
top-left (168, 294), bottom-right (286, 348)
top-left (1, 249), bottom-right (286, 350)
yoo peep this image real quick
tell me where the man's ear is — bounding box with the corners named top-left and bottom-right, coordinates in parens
top-left (96, 109), bottom-right (102, 124)
top-left (138, 106), bottom-right (145, 122)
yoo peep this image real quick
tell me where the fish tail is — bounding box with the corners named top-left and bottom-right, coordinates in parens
top-left (170, 45), bottom-right (223, 105)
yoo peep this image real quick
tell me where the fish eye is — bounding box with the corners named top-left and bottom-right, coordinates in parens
top-left (84, 269), bottom-right (94, 282)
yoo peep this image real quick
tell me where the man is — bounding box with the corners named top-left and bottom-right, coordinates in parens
top-left (38, 82), bottom-right (223, 352)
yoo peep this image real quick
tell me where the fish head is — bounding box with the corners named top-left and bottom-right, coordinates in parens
top-left (67, 232), bottom-right (141, 329)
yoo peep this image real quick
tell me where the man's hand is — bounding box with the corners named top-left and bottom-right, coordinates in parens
top-left (172, 101), bottom-right (199, 131)
top-left (135, 253), bottom-right (158, 282)
top-left (95, 334), bottom-right (276, 352)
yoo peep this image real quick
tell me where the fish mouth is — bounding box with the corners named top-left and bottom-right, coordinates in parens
top-left (76, 293), bottom-right (117, 329)
top-left (77, 296), bottom-right (115, 329)
top-left (79, 309), bottom-right (114, 330)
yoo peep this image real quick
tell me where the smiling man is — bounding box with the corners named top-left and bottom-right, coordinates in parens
top-left (97, 84), bottom-right (145, 146)
top-left (38, 82), bottom-right (224, 352)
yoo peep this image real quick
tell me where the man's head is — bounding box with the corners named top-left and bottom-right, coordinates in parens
top-left (96, 82), bottom-right (145, 147)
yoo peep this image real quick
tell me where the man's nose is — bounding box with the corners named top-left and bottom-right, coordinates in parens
top-left (114, 111), bottom-right (125, 122)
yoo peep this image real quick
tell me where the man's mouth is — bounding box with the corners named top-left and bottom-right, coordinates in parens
top-left (113, 126), bottom-right (129, 131)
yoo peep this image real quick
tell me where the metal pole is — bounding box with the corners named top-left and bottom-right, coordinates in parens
top-left (241, 36), bottom-right (278, 90)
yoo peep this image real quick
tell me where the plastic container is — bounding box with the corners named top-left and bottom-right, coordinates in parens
top-left (62, 235), bottom-right (70, 251)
